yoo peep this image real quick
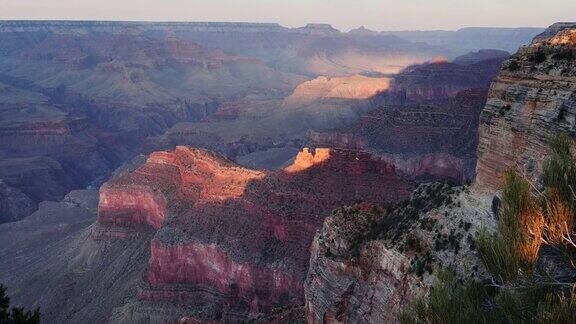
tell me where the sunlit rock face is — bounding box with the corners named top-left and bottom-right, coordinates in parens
top-left (475, 23), bottom-right (576, 191)
top-left (547, 29), bottom-right (576, 46)
top-left (308, 52), bottom-right (508, 184)
top-left (96, 146), bottom-right (414, 320)
top-left (285, 147), bottom-right (332, 172)
top-left (284, 75), bottom-right (391, 107)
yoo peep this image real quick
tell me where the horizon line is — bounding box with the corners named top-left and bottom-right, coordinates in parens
top-left (0, 18), bottom-right (550, 33)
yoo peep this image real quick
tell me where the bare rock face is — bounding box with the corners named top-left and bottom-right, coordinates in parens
top-left (475, 23), bottom-right (576, 191)
top-left (306, 52), bottom-right (508, 185)
top-left (284, 75), bottom-right (391, 107)
top-left (304, 184), bottom-right (495, 323)
top-left (95, 146), bottom-right (414, 321)
top-left (0, 180), bottom-right (36, 222)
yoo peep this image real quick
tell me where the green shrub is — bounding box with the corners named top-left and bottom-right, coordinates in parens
top-left (477, 229), bottom-right (519, 282)
top-left (498, 170), bottom-right (544, 266)
top-left (399, 271), bottom-right (491, 324)
top-left (0, 284), bottom-right (40, 324)
top-left (543, 134), bottom-right (576, 212)
top-left (508, 60), bottom-right (521, 71)
top-left (552, 48), bottom-right (575, 61)
top-left (399, 135), bottom-right (576, 324)
top-left (532, 50), bottom-right (547, 64)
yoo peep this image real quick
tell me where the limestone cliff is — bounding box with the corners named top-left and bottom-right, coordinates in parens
top-left (304, 184), bottom-right (494, 323)
top-left (476, 22), bottom-right (576, 190)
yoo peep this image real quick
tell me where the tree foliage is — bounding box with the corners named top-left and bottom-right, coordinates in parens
top-left (0, 285), bottom-right (40, 324)
top-left (401, 135), bottom-right (576, 324)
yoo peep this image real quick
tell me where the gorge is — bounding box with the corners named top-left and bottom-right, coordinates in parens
top-left (0, 18), bottom-right (574, 324)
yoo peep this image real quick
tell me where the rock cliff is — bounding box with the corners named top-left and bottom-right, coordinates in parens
top-left (95, 146), bottom-right (415, 321)
top-left (303, 22), bottom-right (576, 324)
top-left (476, 22), bottom-right (576, 190)
top-left (304, 184), bottom-right (494, 323)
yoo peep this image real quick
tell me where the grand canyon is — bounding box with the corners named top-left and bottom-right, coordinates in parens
top-left (0, 8), bottom-right (575, 324)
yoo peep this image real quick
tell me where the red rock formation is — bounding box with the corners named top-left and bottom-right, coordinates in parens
top-left (285, 147), bottom-right (332, 172)
top-left (97, 146), bottom-right (414, 318)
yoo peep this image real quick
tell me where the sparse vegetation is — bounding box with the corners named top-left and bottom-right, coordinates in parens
top-left (508, 60), bottom-right (521, 71)
top-left (552, 48), bottom-right (575, 61)
top-left (0, 284), bottom-right (40, 324)
top-left (532, 50), bottom-right (548, 64)
top-left (400, 135), bottom-right (576, 323)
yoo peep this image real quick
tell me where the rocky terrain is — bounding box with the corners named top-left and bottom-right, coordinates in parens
top-left (0, 19), bottom-right (560, 324)
top-left (0, 20), bottom-right (450, 222)
top-left (0, 20), bottom-right (544, 222)
top-left (1, 146), bottom-right (415, 322)
top-left (308, 52), bottom-right (509, 184)
top-left (303, 22), bottom-right (576, 324)
top-left (304, 184), bottom-right (494, 323)
top-left (476, 22), bottom-right (576, 190)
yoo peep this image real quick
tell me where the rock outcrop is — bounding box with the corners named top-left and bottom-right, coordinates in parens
top-left (284, 75), bottom-right (391, 107)
top-left (95, 146), bottom-right (415, 321)
top-left (308, 53), bottom-right (507, 184)
top-left (475, 23), bottom-right (576, 190)
top-left (304, 184), bottom-right (494, 323)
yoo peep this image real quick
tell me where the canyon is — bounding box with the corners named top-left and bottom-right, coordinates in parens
top-left (308, 52), bottom-right (508, 183)
top-left (304, 22), bottom-right (576, 323)
top-left (0, 20), bottom-right (526, 223)
top-left (0, 18), bottom-right (569, 324)
top-left (1, 146), bottom-right (414, 322)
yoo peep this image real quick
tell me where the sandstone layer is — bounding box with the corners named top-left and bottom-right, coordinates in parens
top-left (95, 146), bottom-right (415, 322)
top-left (476, 23), bottom-right (576, 190)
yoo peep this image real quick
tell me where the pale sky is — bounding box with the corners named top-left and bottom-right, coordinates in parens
top-left (0, 0), bottom-right (574, 31)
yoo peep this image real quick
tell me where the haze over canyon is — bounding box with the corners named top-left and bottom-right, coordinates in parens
top-left (0, 17), bottom-right (575, 324)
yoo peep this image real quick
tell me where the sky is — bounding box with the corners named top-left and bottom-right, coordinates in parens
top-left (0, 0), bottom-right (574, 31)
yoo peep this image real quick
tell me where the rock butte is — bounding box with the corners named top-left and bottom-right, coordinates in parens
top-left (285, 147), bottom-right (332, 172)
top-left (97, 146), bottom-right (415, 318)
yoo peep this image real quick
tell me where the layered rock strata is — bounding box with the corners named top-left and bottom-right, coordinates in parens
top-left (476, 23), bottom-right (576, 190)
top-left (304, 184), bottom-right (494, 323)
top-left (97, 146), bottom-right (414, 321)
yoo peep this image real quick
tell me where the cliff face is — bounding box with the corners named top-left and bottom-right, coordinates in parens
top-left (96, 146), bottom-right (414, 321)
top-left (303, 22), bottom-right (576, 324)
top-left (475, 23), bottom-right (576, 190)
top-left (304, 184), bottom-right (494, 323)
top-left (308, 53), bottom-right (507, 184)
